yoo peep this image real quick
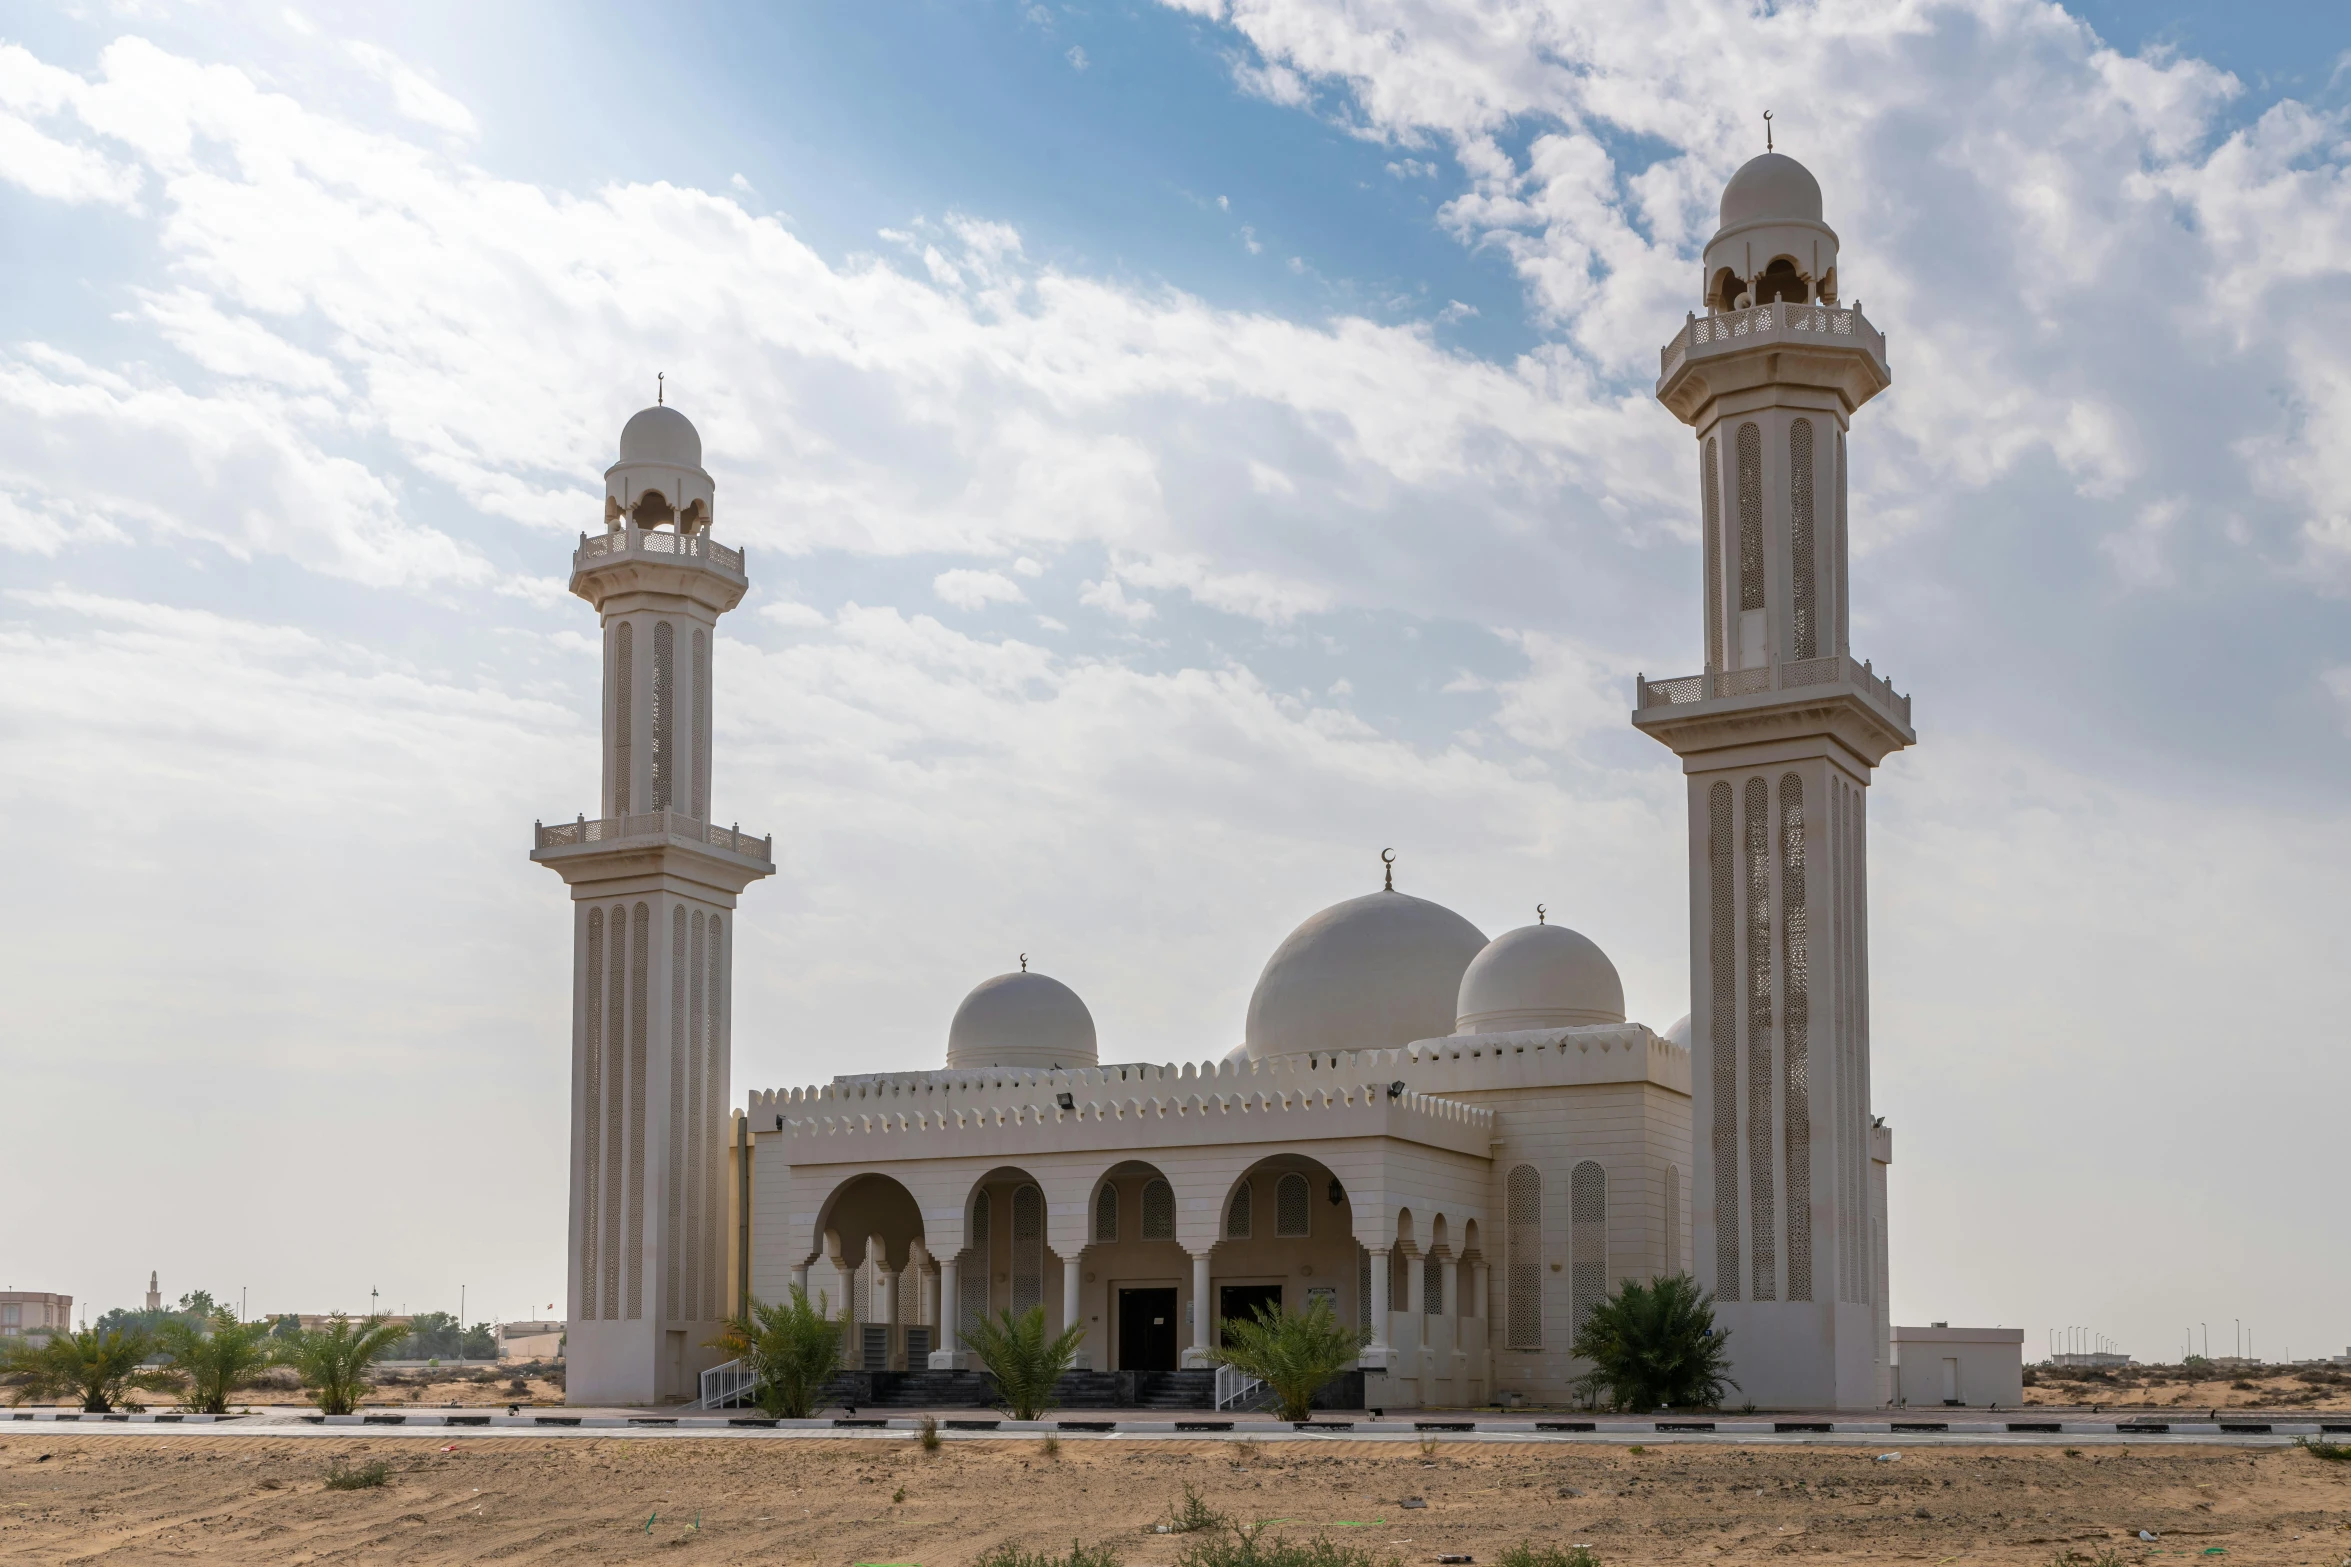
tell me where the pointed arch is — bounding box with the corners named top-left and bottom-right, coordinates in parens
top-left (1505, 1164), bottom-right (1542, 1350)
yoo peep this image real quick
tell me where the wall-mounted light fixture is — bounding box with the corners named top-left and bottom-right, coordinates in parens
top-left (1055, 1091), bottom-right (1075, 1111)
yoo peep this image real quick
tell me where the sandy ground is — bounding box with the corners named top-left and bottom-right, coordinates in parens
top-left (2025, 1370), bottom-right (2351, 1413)
top-left (3, 1433), bottom-right (2348, 1566)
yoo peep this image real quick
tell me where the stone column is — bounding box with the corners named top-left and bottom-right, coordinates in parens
top-left (1364, 1246), bottom-right (1392, 1368)
top-left (1474, 1261), bottom-right (1491, 1323)
top-left (792, 1262), bottom-right (810, 1300)
top-left (1182, 1250), bottom-right (1213, 1367)
top-left (1061, 1252), bottom-right (1090, 1370)
top-left (925, 1263), bottom-right (942, 1332)
top-left (1440, 1256), bottom-right (1460, 1317)
top-left (879, 1265), bottom-right (898, 1370)
top-left (931, 1255), bottom-right (963, 1369)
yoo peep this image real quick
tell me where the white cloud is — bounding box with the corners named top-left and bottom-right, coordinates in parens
top-left (1078, 575), bottom-right (1156, 623)
top-left (342, 41), bottom-right (478, 136)
top-left (1067, 45), bottom-right (1090, 72)
top-left (933, 567), bottom-right (1028, 609)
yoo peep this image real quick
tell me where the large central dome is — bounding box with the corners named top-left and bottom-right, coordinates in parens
top-left (1240, 890), bottom-right (1488, 1061)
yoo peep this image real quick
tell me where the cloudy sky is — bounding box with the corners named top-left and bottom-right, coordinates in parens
top-left (3, 0), bottom-right (2346, 1365)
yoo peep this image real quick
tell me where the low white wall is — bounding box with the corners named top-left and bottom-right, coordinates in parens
top-left (1892, 1325), bottom-right (2023, 1406)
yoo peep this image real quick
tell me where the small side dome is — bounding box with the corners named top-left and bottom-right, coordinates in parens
top-left (1454, 921), bottom-right (1625, 1034)
top-left (1719, 151), bottom-right (1823, 231)
top-left (1664, 1013), bottom-right (1692, 1047)
top-left (1243, 889), bottom-right (1488, 1060)
top-left (618, 404), bottom-right (704, 469)
top-left (946, 969), bottom-right (1098, 1071)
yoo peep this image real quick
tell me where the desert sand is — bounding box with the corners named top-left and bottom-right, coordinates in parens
top-left (3, 1432), bottom-right (2348, 1566)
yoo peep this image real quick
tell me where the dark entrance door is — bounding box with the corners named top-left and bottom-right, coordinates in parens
top-left (1219, 1283), bottom-right (1284, 1345)
top-left (1117, 1288), bottom-right (1178, 1371)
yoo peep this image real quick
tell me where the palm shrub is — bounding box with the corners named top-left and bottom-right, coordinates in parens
top-left (276, 1314), bottom-right (409, 1416)
top-left (1568, 1272), bottom-right (1735, 1411)
top-left (0, 1327), bottom-right (173, 1412)
top-left (709, 1286), bottom-right (844, 1418)
top-left (964, 1305), bottom-right (1087, 1421)
top-left (157, 1310), bottom-right (275, 1415)
top-left (1206, 1296), bottom-right (1369, 1422)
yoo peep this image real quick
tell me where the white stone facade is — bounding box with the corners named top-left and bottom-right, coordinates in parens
top-left (546, 149), bottom-right (1910, 1411)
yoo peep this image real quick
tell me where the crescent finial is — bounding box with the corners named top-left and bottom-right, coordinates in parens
top-left (1018, 952), bottom-right (1027, 972)
top-left (1536, 902), bottom-right (1547, 925)
top-left (1763, 109), bottom-right (1773, 153)
top-left (1381, 847), bottom-right (1395, 892)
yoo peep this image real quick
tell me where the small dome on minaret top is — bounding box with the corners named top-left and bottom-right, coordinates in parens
top-left (617, 403), bottom-right (703, 469)
top-left (603, 393), bottom-right (716, 532)
top-left (1701, 148), bottom-right (1840, 313)
top-left (1718, 152), bottom-right (1824, 230)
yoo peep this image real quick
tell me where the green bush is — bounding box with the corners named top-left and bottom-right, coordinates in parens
top-left (1174, 1524), bottom-right (1392, 1567)
top-left (324, 1458), bottom-right (391, 1491)
top-left (2295, 1436), bottom-right (2351, 1463)
top-left (975, 1541), bottom-right (1123, 1567)
top-left (1206, 1296), bottom-right (1369, 1423)
top-left (156, 1311), bottom-right (275, 1416)
top-left (1158, 1483), bottom-right (1225, 1534)
top-left (1497, 1546), bottom-right (1602, 1567)
top-left (709, 1287), bottom-right (843, 1419)
top-left (276, 1315), bottom-right (410, 1416)
top-left (963, 1305), bottom-right (1087, 1422)
top-left (0, 1327), bottom-right (175, 1412)
top-left (1568, 1273), bottom-right (1735, 1411)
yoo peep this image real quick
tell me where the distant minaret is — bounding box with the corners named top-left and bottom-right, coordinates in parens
top-left (532, 399), bottom-right (773, 1406)
top-left (145, 1271), bottom-right (161, 1312)
top-left (1634, 147), bottom-right (1912, 1409)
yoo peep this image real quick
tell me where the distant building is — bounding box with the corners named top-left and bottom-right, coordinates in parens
top-left (1893, 1324), bottom-right (2024, 1406)
top-left (498, 1321), bottom-right (564, 1361)
top-left (2050, 1351), bottom-right (2131, 1369)
top-left (0, 1292), bottom-right (72, 1345)
top-left (264, 1314), bottom-right (417, 1334)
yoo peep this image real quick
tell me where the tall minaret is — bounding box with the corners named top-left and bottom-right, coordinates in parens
top-left (1634, 150), bottom-right (1913, 1410)
top-left (533, 400), bottom-right (772, 1406)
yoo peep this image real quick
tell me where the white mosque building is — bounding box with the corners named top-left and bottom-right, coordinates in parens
top-left (534, 149), bottom-right (1910, 1411)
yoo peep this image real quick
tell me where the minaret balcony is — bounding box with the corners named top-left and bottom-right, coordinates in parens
top-left (1656, 301), bottom-right (1891, 421)
top-left (1633, 654), bottom-right (1915, 762)
top-left (532, 810), bottom-right (774, 869)
top-left (568, 524), bottom-right (749, 613)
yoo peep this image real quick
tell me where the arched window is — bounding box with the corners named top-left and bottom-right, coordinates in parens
top-left (1094, 1183), bottom-right (1119, 1244)
top-left (691, 627), bottom-right (711, 819)
top-left (1666, 1164), bottom-right (1682, 1276)
top-left (611, 622), bottom-right (632, 815)
top-left (1701, 438), bottom-right (1724, 671)
top-left (1744, 775), bottom-right (1779, 1302)
top-left (1423, 1256), bottom-right (1443, 1315)
top-left (1735, 423), bottom-right (1764, 668)
top-left (1790, 419), bottom-right (1817, 660)
top-left (1225, 1180), bottom-right (1253, 1240)
top-left (650, 622), bottom-right (675, 811)
top-left (1275, 1173), bottom-right (1310, 1238)
top-left (1505, 1164), bottom-right (1542, 1350)
top-left (601, 906), bottom-right (627, 1321)
top-left (1780, 772), bottom-right (1812, 1303)
top-left (1570, 1161), bottom-right (1607, 1335)
top-left (1755, 257), bottom-right (1806, 305)
top-left (581, 906), bottom-right (605, 1322)
top-left (666, 906), bottom-right (688, 1322)
top-left (1011, 1185), bottom-right (1044, 1315)
top-left (628, 902), bottom-right (649, 1321)
top-left (1707, 781), bottom-right (1740, 1300)
top-left (1141, 1179), bottom-right (1174, 1240)
top-left (960, 1191), bottom-right (991, 1334)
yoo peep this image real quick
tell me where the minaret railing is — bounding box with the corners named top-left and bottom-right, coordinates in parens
top-left (534, 810), bottom-right (773, 859)
top-left (1635, 655), bottom-right (1910, 727)
top-left (1659, 301), bottom-right (1886, 381)
top-left (574, 525), bottom-right (746, 578)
